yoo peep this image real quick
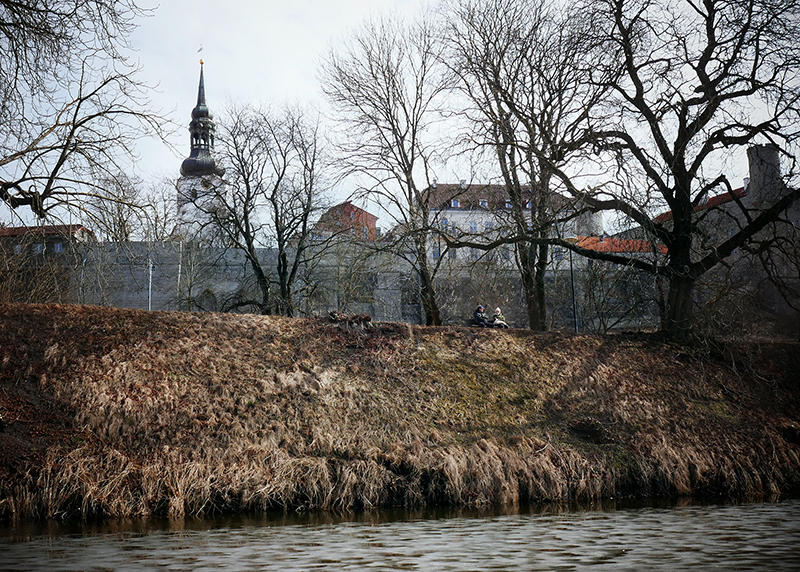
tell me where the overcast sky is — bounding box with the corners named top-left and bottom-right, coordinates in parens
top-left (130, 0), bottom-right (427, 182)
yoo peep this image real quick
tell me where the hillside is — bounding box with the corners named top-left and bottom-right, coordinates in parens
top-left (1, 303), bottom-right (799, 521)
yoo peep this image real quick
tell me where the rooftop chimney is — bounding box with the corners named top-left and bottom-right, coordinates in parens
top-left (747, 144), bottom-right (783, 208)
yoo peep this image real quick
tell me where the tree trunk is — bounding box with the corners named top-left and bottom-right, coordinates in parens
top-left (247, 247), bottom-right (272, 316)
top-left (534, 242), bottom-right (549, 329)
top-left (663, 271), bottom-right (695, 338)
top-left (416, 249), bottom-right (442, 326)
top-left (419, 266), bottom-right (442, 326)
top-left (276, 250), bottom-right (294, 317)
top-left (663, 193), bottom-right (695, 338)
top-left (518, 243), bottom-right (547, 331)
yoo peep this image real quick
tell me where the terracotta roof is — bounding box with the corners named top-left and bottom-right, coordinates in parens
top-left (314, 201), bottom-right (379, 239)
top-left (575, 236), bottom-right (667, 254)
top-left (653, 186), bottom-right (747, 224)
top-left (0, 224), bottom-right (95, 238)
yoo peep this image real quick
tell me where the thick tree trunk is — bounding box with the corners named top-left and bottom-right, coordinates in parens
top-left (413, 232), bottom-right (442, 326)
top-left (662, 192), bottom-right (695, 338)
top-left (418, 262), bottom-right (442, 326)
top-left (518, 244), bottom-right (547, 331)
top-left (663, 272), bottom-right (695, 338)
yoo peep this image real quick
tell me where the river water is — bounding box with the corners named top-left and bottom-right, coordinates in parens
top-left (1, 500), bottom-right (798, 571)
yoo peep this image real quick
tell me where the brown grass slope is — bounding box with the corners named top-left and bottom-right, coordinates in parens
top-left (1, 303), bottom-right (799, 520)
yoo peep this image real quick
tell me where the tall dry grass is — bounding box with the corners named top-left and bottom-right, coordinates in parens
top-left (1, 303), bottom-right (799, 521)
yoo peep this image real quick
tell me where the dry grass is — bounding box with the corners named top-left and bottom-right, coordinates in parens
top-left (1, 303), bottom-right (799, 521)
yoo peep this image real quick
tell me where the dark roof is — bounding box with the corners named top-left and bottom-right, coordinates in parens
top-left (180, 61), bottom-right (225, 178)
top-left (0, 224), bottom-right (95, 239)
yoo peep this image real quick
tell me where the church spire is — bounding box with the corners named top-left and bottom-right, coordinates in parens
top-left (180, 60), bottom-right (224, 178)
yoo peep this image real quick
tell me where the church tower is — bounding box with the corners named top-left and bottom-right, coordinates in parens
top-left (176, 61), bottom-right (225, 238)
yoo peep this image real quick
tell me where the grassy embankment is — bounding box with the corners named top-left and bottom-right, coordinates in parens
top-left (1, 303), bottom-right (799, 521)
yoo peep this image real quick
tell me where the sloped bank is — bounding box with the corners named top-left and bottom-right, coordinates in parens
top-left (1, 303), bottom-right (799, 521)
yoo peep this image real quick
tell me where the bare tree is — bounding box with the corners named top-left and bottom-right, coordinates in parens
top-left (139, 180), bottom-right (179, 243)
top-left (190, 103), bottom-right (328, 316)
top-left (81, 174), bottom-right (146, 242)
top-left (579, 261), bottom-right (659, 333)
top-left (568, 0), bottom-right (800, 338)
top-left (442, 0), bottom-right (607, 330)
top-left (321, 14), bottom-right (450, 325)
top-left (0, 1), bottom-right (165, 218)
top-left (0, 237), bottom-right (70, 303)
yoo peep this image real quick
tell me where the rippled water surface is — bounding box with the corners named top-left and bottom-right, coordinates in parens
top-left (2, 500), bottom-right (798, 571)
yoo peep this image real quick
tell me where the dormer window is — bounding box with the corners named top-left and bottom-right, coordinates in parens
top-left (450, 198), bottom-right (460, 208)
top-left (479, 198), bottom-right (489, 208)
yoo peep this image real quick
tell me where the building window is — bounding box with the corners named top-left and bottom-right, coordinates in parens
top-left (33, 243), bottom-right (44, 254)
top-left (54, 242), bottom-right (63, 253)
top-left (501, 248), bottom-right (511, 260)
top-left (479, 198), bottom-right (488, 208)
top-left (449, 248), bottom-right (457, 259)
top-left (450, 199), bottom-right (460, 208)
top-left (525, 200), bottom-right (532, 209)
top-left (432, 246), bottom-right (440, 260)
top-left (505, 200), bottom-right (513, 209)
top-left (469, 221), bottom-right (478, 233)
top-left (469, 248), bottom-right (479, 260)
top-left (14, 244), bottom-right (22, 254)
top-left (484, 221), bottom-right (493, 231)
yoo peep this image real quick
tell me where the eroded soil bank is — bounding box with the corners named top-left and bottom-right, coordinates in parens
top-left (1, 303), bottom-right (799, 520)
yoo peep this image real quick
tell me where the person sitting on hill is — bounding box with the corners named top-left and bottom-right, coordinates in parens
top-left (491, 307), bottom-right (509, 329)
top-left (472, 305), bottom-right (490, 327)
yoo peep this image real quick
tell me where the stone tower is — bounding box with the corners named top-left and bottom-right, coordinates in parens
top-left (176, 61), bottom-right (225, 238)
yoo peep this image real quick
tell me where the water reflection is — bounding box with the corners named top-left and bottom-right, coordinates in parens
top-left (1, 499), bottom-right (798, 571)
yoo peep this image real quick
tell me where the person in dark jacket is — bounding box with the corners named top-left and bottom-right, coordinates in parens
top-left (473, 305), bottom-right (490, 327)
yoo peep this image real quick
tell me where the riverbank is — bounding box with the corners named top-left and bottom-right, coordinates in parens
top-left (1, 303), bottom-right (799, 520)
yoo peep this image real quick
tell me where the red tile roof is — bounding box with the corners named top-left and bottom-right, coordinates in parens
top-left (653, 186), bottom-right (746, 224)
top-left (575, 236), bottom-right (667, 254)
top-left (315, 201), bottom-right (379, 239)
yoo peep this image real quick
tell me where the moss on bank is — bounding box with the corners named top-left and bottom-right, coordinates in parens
top-left (1, 303), bottom-right (799, 521)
